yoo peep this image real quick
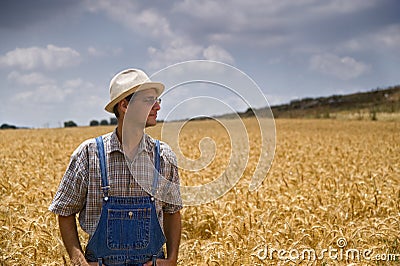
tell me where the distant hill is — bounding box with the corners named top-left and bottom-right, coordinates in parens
top-left (270, 85), bottom-right (400, 119)
top-left (211, 85), bottom-right (400, 121)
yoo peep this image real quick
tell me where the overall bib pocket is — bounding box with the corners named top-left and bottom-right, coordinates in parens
top-left (107, 208), bottom-right (151, 250)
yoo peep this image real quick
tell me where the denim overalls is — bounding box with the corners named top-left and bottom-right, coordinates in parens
top-left (85, 136), bottom-right (166, 265)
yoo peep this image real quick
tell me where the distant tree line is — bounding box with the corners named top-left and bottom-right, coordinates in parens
top-left (1, 123), bottom-right (17, 129)
top-left (63, 118), bottom-right (118, 128)
top-left (64, 121), bottom-right (77, 127)
top-left (89, 117), bottom-right (117, 127)
top-left (2, 117), bottom-right (119, 129)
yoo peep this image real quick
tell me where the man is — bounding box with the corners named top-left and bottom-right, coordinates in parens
top-left (49, 69), bottom-right (182, 266)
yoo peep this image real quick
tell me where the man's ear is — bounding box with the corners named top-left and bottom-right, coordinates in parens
top-left (119, 99), bottom-right (129, 115)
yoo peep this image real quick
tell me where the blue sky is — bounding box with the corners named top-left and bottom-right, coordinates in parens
top-left (0, 0), bottom-right (399, 128)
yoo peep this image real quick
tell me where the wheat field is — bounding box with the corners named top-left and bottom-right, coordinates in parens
top-left (0, 118), bottom-right (399, 265)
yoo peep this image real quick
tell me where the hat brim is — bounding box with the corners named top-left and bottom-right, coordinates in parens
top-left (105, 82), bottom-right (164, 113)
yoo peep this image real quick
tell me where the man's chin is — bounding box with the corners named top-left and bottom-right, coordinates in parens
top-left (145, 120), bottom-right (157, 127)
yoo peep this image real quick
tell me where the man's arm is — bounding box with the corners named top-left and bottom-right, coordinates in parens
top-left (163, 211), bottom-right (181, 264)
top-left (58, 215), bottom-right (90, 266)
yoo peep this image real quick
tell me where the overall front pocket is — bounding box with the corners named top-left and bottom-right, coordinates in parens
top-left (107, 208), bottom-right (151, 250)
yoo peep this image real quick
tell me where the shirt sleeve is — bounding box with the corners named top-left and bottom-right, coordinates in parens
top-left (160, 142), bottom-right (183, 213)
top-left (49, 142), bottom-right (90, 216)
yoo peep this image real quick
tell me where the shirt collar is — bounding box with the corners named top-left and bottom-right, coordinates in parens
top-left (109, 129), bottom-right (123, 153)
top-left (109, 128), bottom-right (154, 155)
top-left (143, 133), bottom-right (156, 153)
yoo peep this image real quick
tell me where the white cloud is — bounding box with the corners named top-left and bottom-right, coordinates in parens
top-left (86, 0), bottom-right (192, 68)
top-left (147, 38), bottom-right (204, 70)
top-left (173, 0), bottom-right (302, 21)
top-left (0, 44), bottom-right (81, 70)
top-left (373, 24), bottom-right (400, 50)
top-left (86, 0), bottom-right (173, 39)
top-left (310, 53), bottom-right (370, 80)
top-left (63, 78), bottom-right (95, 95)
top-left (10, 77), bottom-right (94, 105)
top-left (88, 46), bottom-right (123, 57)
top-left (338, 24), bottom-right (400, 54)
top-left (147, 42), bottom-right (235, 70)
top-left (85, 0), bottom-right (237, 69)
top-left (136, 9), bottom-right (174, 39)
top-left (63, 78), bottom-right (84, 88)
top-left (172, 0), bottom-right (380, 37)
top-left (7, 71), bottom-right (54, 86)
top-left (340, 39), bottom-right (364, 52)
top-left (203, 45), bottom-right (234, 64)
top-left (84, 0), bottom-right (389, 75)
top-left (172, 0), bottom-right (283, 36)
top-left (309, 0), bottom-right (378, 15)
top-left (12, 84), bottom-right (70, 103)
top-left (169, 0), bottom-right (385, 68)
top-left (88, 46), bottom-right (105, 57)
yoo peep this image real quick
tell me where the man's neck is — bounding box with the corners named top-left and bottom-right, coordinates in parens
top-left (117, 121), bottom-right (144, 160)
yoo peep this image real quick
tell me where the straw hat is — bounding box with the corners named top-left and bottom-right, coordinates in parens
top-left (105, 68), bottom-right (164, 113)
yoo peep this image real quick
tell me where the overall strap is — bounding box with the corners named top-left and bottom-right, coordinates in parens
top-left (151, 140), bottom-right (161, 196)
top-left (95, 136), bottom-right (110, 199)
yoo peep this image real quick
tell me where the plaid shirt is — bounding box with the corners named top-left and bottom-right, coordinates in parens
top-left (49, 129), bottom-right (182, 236)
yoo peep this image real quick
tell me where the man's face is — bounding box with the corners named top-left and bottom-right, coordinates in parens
top-left (122, 89), bottom-right (161, 159)
top-left (127, 89), bottom-right (161, 128)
